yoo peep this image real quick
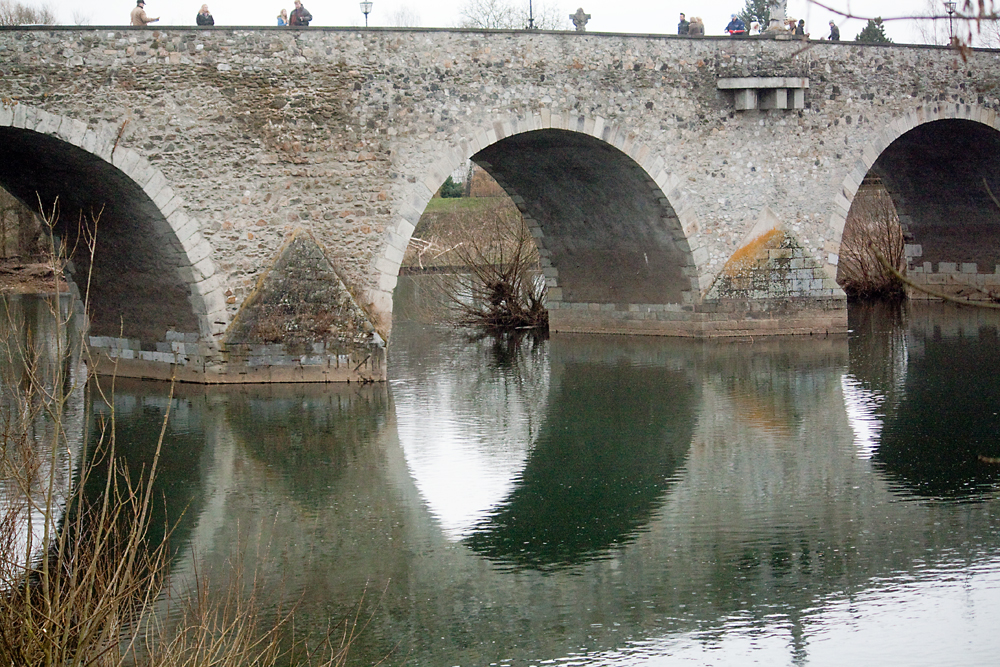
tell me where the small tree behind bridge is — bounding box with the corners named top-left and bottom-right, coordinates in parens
top-left (855, 17), bottom-right (893, 43)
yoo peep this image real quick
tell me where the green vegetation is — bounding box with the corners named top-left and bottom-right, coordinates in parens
top-left (855, 18), bottom-right (892, 43)
top-left (738, 0), bottom-right (770, 32)
top-left (422, 196), bottom-right (499, 214)
top-left (438, 176), bottom-right (464, 199)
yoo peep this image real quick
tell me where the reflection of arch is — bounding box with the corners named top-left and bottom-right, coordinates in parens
top-left (373, 113), bottom-right (701, 325)
top-left (832, 105), bottom-right (1000, 281)
top-left (867, 307), bottom-right (1000, 500)
top-left (0, 103), bottom-right (227, 346)
top-left (464, 360), bottom-right (695, 571)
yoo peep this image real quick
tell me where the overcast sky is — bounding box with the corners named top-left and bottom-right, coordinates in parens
top-left (41, 1), bottom-right (969, 46)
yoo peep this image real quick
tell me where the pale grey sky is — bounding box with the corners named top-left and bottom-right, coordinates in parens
top-left (43, 1), bottom-right (970, 45)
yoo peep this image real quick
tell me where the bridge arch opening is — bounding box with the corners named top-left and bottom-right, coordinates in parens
top-left (473, 129), bottom-right (695, 308)
top-left (0, 115), bottom-right (216, 349)
top-left (391, 126), bottom-right (697, 334)
top-left (837, 115), bottom-right (1000, 299)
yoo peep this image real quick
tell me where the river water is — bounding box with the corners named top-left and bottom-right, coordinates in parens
top-left (5, 283), bottom-right (1000, 666)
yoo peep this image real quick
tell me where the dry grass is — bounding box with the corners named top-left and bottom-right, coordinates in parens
top-left (1, 202), bottom-right (375, 667)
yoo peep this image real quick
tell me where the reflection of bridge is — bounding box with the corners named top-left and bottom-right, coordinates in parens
top-left (3, 27), bottom-right (1000, 380)
top-left (53, 304), bottom-right (995, 665)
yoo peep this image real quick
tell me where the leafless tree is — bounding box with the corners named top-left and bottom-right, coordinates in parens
top-left (440, 203), bottom-right (548, 334)
top-left (459, 0), bottom-right (567, 30)
top-left (0, 0), bottom-right (55, 25)
top-left (388, 5), bottom-right (421, 27)
top-left (837, 177), bottom-right (905, 300)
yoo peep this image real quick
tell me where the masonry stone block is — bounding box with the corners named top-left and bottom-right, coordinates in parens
top-left (55, 117), bottom-right (88, 146)
top-left (143, 172), bottom-right (169, 202)
top-left (12, 104), bottom-right (30, 128)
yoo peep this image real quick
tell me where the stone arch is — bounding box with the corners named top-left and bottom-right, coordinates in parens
top-left (0, 103), bottom-right (227, 347)
top-left (830, 103), bottom-right (1000, 284)
top-left (374, 111), bottom-right (702, 329)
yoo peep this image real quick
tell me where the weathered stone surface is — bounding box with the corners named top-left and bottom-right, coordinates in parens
top-left (1, 27), bottom-right (999, 377)
top-left (226, 229), bottom-right (378, 351)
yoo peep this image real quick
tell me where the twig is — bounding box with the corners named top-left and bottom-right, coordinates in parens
top-left (111, 119), bottom-right (128, 158)
top-left (873, 246), bottom-right (1000, 309)
top-left (984, 177), bottom-right (1000, 212)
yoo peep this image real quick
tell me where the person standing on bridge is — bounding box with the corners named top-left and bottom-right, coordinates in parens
top-left (130, 0), bottom-right (159, 26)
top-left (725, 13), bottom-right (746, 36)
top-left (196, 4), bottom-right (214, 26)
top-left (828, 20), bottom-right (840, 40)
top-left (677, 13), bottom-right (689, 35)
top-left (277, 8), bottom-right (288, 25)
top-left (687, 16), bottom-right (704, 36)
top-left (288, 0), bottom-right (312, 26)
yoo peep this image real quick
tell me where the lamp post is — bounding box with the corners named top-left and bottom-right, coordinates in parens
top-left (527, 0), bottom-right (535, 29)
top-left (360, 0), bottom-right (372, 27)
top-left (944, 0), bottom-right (956, 40)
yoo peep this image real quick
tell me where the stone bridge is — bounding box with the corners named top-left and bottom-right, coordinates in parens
top-left (1, 25), bottom-right (999, 382)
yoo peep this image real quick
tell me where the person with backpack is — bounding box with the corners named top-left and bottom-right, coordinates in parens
top-left (288, 0), bottom-right (312, 26)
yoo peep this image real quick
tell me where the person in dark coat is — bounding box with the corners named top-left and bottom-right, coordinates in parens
top-left (288, 0), bottom-right (312, 26)
top-left (828, 21), bottom-right (840, 40)
top-left (196, 4), bottom-right (214, 25)
top-left (725, 14), bottom-right (746, 35)
top-left (678, 13), bottom-right (689, 35)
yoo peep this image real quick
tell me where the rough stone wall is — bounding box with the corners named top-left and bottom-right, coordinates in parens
top-left (0, 186), bottom-right (43, 258)
top-left (1, 28), bottom-right (999, 342)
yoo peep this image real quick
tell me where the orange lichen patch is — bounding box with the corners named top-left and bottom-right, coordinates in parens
top-left (721, 229), bottom-right (787, 277)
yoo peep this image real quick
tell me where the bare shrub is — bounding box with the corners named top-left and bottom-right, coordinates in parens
top-left (837, 177), bottom-right (905, 300)
top-left (1, 203), bottom-right (367, 667)
top-left (0, 0), bottom-right (55, 25)
top-left (442, 205), bottom-right (547, 334)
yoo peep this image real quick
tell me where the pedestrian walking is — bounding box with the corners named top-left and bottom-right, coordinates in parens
top-left (129, 0), bottom-right (159, 26)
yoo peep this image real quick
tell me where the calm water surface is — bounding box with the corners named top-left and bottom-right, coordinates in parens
top-left (8, 287), bottom-right (1000, 666)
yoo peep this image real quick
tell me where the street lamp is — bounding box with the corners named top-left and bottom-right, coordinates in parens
top-left (360, 1), bottom-right (372, 27)
top-left (944, 0), bottom-right (956, 40)
top-left (527, 0), bottom-right (535, 29)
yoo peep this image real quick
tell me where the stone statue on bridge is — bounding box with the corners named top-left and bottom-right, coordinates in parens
top-left (766, 0), bottom-right (787, 33)
top-left (570, 8), bottom-right (591, 32)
